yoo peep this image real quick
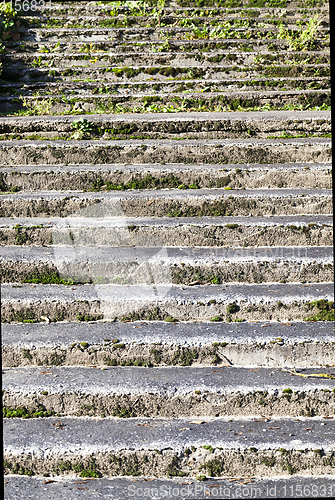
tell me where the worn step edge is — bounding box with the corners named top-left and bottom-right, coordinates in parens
top-left (3, 366), bottom-right (335, 418)
top-left (1, 245), bottom-right (333, 285)
top-left (1, 282), bottom-right (334, 323)
top-left (3, 417), bottom-right (335, 477)
top-left (2, 320), bottom-right (334, 368)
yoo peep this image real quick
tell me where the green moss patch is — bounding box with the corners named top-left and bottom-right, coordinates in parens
top-left (3, 405), bottom-right (54, 418)
top-left (304, 299), bottom-right (334, 322)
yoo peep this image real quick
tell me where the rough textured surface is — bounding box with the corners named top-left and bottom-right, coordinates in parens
top-left (0, 110), bottom-right (330, 138)
top-left (1, 282), bottom-right (334, 323)
top-left (1, 245), bottom-right (333, 284)
top-left (2, 320), bottom-right (334, 368)
top-left (4, 417), bottom-right (335, 477)
top-left (1, 162), bottom-right (332, 191)
top-left (1, 0), bottom-right (332, 491)
top-left (3, 366), bottom-right (335, 417)
top-left (0, 215), bottom-right (332, 248)
top-left (0, 138), bottom-right (331, 166)
top-left (0, 188), bottom-right (332, 218)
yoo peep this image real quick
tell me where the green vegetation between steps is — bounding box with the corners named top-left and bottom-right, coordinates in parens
top-left (304, 299), bottom-right (334, 322)
top-left (3, 405), bottom-right (54, 419)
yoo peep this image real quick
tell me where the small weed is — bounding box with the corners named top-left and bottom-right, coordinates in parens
top-left (70, 118), bottom-right (95, 139)
top-left (77, 314), bottom-right (102, 322)
top-left (165, 316), bottom-right (177, 322)
top-left (210, 316), bottom-right (222, 322)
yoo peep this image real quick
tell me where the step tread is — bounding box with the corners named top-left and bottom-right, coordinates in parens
top-left (2, 282), bottom-right (333, 303)
top-left (4, 417), bottom-right (335, 452)
top-left (4, 366), bottom-right (335, 395)
top-left (2, 320), bottom-right (333, 347)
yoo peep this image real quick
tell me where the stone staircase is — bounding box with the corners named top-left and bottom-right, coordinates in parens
top-left (1, 1), bottom-right (334, 498)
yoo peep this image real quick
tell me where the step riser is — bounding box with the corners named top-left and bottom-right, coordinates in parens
top-left (1, 224), bottom-right (332, 247)
top-left (2, 260), bottom-right (333, 285)
top-left (3, 40), bottom-right (330, 54)
top-left (0, 77), bottom-right (330, 99)
top-left (14, 26), bottom-right (330, 41)
top-left (3, 447), bottom-right (334, 478)
top-left (0, 167), bottom-right (332, 190)
top-left (3, 342), bottom-right (334, 369)
top-left (2, 65), bottom-right (330, 83)
top-left (0, 141), bottom-right (331, 166)
top-left (3, 92), bottom-right (330, 115)
top-left (17, 17), bottom-right (330, 30)
top-left (3, 52), bottom-right (330, 68)
top-left (4, 391), bottom-right (334, 418)
top-left (9, 39), bottom-right (328, 51)
top-left (0, 112), bottom-right (331, 137)
top-left (3, 295), bottom-right (333, 323)
top-left (0, 195), bottom-right (331, 218)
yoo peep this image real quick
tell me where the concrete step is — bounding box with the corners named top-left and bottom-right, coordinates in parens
top-left (2, 50), bottom-right (329, 69)
top-left (0, 188), bottom-right (331, 218)
top-left (1, 282), bottom-right (334, 323)
top-left (3, 366), bottom-right (335, 418)
top-left (0, 215), bottom-right (332, 248)
top-left (13, 27), bottom-right (329, 44)
top-left (4, 416), bottom-right (335, 478)
top-left (0, 111), bottom-right (330, 139)
top-left (0, 77), bottom-right (330, 98)
top-left (2, 63), bottom-right (329, 84)
top-left (3, 38), bottom-right (329, 54)
top-left (0, 138), bottom-right (331, 166)
top-left (23, 7), bottom-right (330, 21)
top-left (1, 90), bottom-right (331, 115)
top-left (4, 475), bottom-right (335, 500)
top-left (1, 245), bottom-right (333, 285)
top-left (17, 13), bottom-right (330, 29)
top-left (0, 162), bottom-right (332, 192)
top-left (2, 320), bottom-right (334, 368)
